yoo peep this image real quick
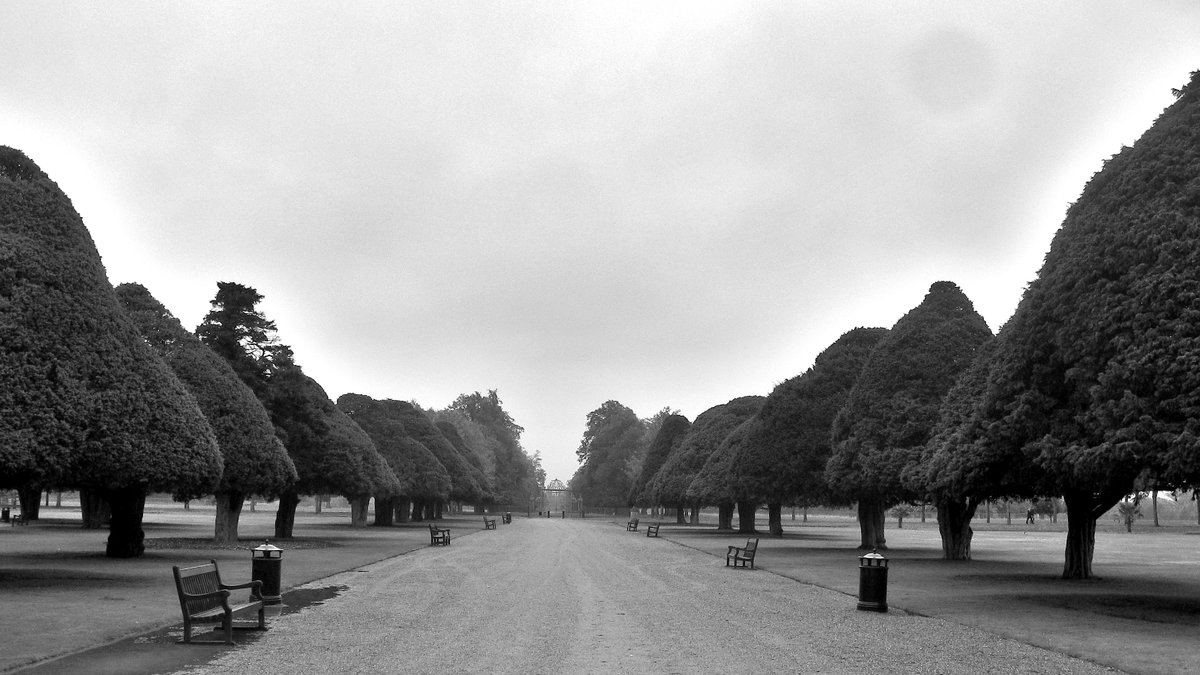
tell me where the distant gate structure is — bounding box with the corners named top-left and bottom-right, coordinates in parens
top-left (541, 478), bottom-right (578, 517)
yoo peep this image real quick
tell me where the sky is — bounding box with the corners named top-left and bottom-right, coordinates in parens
top-left (3, 2), bottom-right (1199, 484)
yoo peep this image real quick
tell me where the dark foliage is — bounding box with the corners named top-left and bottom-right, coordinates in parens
top-left (734, 327), bottom-right (888, 506)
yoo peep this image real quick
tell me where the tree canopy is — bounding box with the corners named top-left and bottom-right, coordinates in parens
top-left (1, 146), bottom-right (222, 556)
top-left (629, 413), bottom-right (691, 507)
top-left (443, 390), bottom-right (537, 503)
top-left (826, 281), bottom-right (992, 548)
top-left (647, 396), bottom-right (764, 509)
top-left (573, 400), bottom-right (647, 508)
top-left (733, 327), bottom-right (888, 508)
top-left (957, 70), bottom-right (1200, 577)
top-left (115, 283), bottom-right (297, 501)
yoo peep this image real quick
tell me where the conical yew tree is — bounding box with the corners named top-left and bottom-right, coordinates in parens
top-left (734, 327), bottom-right (888, 536)
top-left (115, 283), bottom-right (297, 544)
top-left (0, 147), bottom-right (222, 557)
top-left (971, 70), bottom-right (1200, 578)
top-left (826, 282), bottom-right (992, 549)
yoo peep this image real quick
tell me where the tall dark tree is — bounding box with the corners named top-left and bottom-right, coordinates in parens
top-left (0, 147), bottom-right (222, 557)
top-left (116, 283), bottom-right (297, 544)
top-left (907, 338), bottom-right (1024, 560)
top-left (263, 363), bottom-right (395, 536)
top-left (629, 414), bottom-right (691, 513)
top-left (648, 396), bottom-right (763, 529)
top-left (196, 282), bottom-right (394, 534)
top-left (385, 400), bottom-right (484, 512)
top-left (444, 390), bottom-right (536, 506)
top-left (689, 417), bottom-right (762, 534)
top-left (195, 282), bottom-right (288, 393)
top-left (573, 400), bottom-right (646, 509)
top-left (734, 328), bottom-right (888, 536)
top-left (965, 71), bottom-right (1200, 578)
top-left (826, 282), bottom-right (992, 549)
top-left (340, 394), bottom-right (452, 523)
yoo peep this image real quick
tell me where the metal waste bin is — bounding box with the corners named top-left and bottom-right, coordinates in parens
top-left (251, 541), bottom-right (283, 605)
top-left (857, 549), bottom-right (888, 612)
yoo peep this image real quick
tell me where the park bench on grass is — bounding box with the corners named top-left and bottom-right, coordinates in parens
top-left (10, 512), bottom-right (26, 526)
top-left (171, 560), bottom-right (265, 644)
top-left (726, 538), bottom-right (759, 569)
top-left (483, 516), bottom-right (497, 530)
top-left (626, 517), bottom-right (639, 532)
top-left (646, 523), bottom-right (661, 537)
top-left (429, 523), bottom-right (451, 546)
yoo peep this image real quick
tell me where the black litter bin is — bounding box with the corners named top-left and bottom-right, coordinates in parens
top-left (857, 549), bottom-right (888, 612)
top-left (251, 541), bottom-right (283, 605)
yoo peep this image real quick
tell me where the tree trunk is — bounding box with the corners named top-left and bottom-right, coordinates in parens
top-left (80, 489), bottom-right (111, 529)
top-left (935, 495), bottom-right (977, 560)
top-left (1062, 490), bottom-right (1123, 579)
top-left (736, 501), bottom-right (757, 534)
top-left (689, 505), bottom-right (700, 525)
top-left (374, 497), bottom-right (395, 526)
top-left (767, 502), bottom-right (783, 537)
top-left (1152, 490), bottom-right (1159, 527)
top-left (716, 503), bottom-right (734, 531)
top-left (856, 499), bottom-right (886, 549)
top-left (314, 494), bottom-right (323, 514)
top-left (395, 497), bottom-right (412, 523)
top-left (104, 485), bottom-right (147, 558)
top-left (349, 497), bottom-right (369, 527)
top-left (213, 491), bottom-right (245, 545)
top-left (675, 503), bottom-right (687, 524)
top-left (17, 486), bottom-right (41, 520)
top-left (433, 501), bottom-right (443, 519)
top-left (274, 491), bottom-right (300, 539)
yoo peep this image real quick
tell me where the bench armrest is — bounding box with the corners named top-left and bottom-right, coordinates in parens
top-left (221, 579), bottom-right (264, 600)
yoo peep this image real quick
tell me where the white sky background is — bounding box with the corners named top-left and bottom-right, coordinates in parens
top-left (3, 2), bottom-right (1199, 484)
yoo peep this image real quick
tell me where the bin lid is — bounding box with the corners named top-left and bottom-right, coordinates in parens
top-left (859, 548), bottom-right (887, 566)
top-left (253, 540), bottom-right (283, 557)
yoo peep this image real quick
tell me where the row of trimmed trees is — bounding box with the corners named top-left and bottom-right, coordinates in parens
top-left (1, 147), bottom-right (542, 557)
top-left (586, 70), bottom-right (1200, 579)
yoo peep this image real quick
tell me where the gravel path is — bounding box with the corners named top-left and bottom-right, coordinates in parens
top-left (174, 518), bottom-right (1122, 674)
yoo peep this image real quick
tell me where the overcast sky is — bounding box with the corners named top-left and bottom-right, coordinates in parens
top-left (3, 2), bottom-right (1199, 483)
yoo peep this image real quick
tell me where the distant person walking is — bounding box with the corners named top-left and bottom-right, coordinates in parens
top-left (1026, 509), bottom-right (1036, 525)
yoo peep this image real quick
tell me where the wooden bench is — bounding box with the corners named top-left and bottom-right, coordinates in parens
top-left (172, 560), bottom-right (265, 644)
top-left (10, 512), bottom-right (26, 526)
top-left (626, 518), bottom-right (639, 532)
top-left (726, 538), bottom-right (759, 569)
top-left (429, 523), bottom-right (451, 546)
top-left (646, 523), bottom-right (661, 537)
top-left (483, 516), bottom-right (497, 530)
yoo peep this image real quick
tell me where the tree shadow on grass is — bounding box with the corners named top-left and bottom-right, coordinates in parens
top-left (1014, 592), bottom-right (1200, 625)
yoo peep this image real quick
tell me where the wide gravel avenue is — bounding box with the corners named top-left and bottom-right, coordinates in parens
top-left (174, 518), bottom-right (1118, 674)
